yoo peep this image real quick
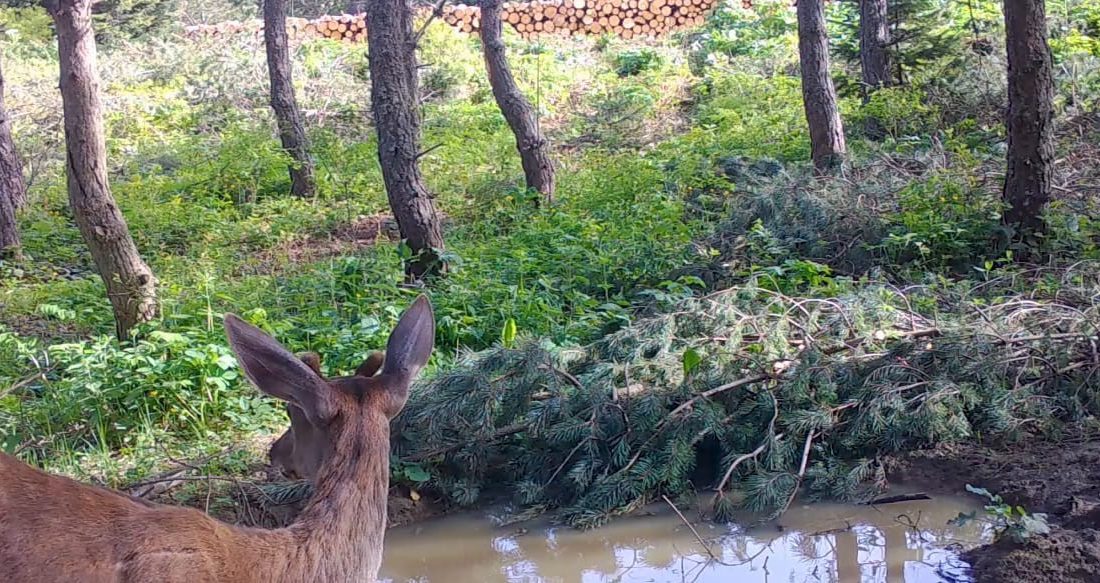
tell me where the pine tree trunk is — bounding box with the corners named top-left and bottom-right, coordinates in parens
top-left (366, 0), bottom-right (446, 279)
top-left (859, 0), bottom-right (891, 96)
top-left (0, 191), bottom-right (16, 259)
top-left (0, 55), bottom-right (24, 258)
top-left (480, 0), bottom-right (555, 205)
top-left (0, 56), bottom-right (25, 212)
top-left (46, 0), bottom-right (158, 339)
top-left (797, 0), bottom-right (847, 174)
top-left (263, 0), bottom-right (316, 198)
top-left (1003, 0), bottom-right (1054, 236)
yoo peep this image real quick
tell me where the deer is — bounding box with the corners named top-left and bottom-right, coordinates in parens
top-left (0, 295), bottom-right (435, 583)
top-left (269, 350), bottom-right (386, 481)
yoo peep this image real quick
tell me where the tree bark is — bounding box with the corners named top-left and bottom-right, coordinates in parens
top-left (46, 0), bottom-right (158, 339)
top-left (263, 0), bottom-right (316, 198)
top-left (859, 0), bottom-right (891, 96)
top-left (365, 0), bottom-right (446, 279)
top-left (1003, 0), bottom-right (1055, 237)
top-left (480, 0), bottom-right (555, 205)
top-left (797, 0), bottom-right (847, 174)
top-left (0, 55), bottom-right (25, 258)
top-left (0, 188), bottom-right (16, 259)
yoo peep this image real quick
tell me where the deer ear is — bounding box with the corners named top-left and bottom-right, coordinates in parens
top-left (381, 295), bottom-right (435, 388)
top-left (355, 351), bottom-right (386, 378)
top-left (297, 352), bottom-right (323, 376)
top-left (224, 314), bottom-right (334, 424)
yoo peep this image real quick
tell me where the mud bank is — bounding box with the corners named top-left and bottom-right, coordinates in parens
top-left (887, 425), bottom-right (1100, 583)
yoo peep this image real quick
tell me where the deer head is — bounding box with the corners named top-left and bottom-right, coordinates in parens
top-left (268, 351), bottom-right (386, 480)
top-left (227, 297), bottom-right (434, 485)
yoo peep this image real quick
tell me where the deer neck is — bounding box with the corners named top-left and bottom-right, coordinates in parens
top-left (285, 416), bottom-right (390, 582)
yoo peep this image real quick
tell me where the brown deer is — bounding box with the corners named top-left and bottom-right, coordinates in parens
top-left (269, 350), bottom-right (386, 481)
top-left (0, 295), bottom-right (435, 583)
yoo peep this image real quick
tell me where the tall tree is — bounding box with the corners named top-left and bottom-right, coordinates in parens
top-left (1003, 0), bottom-right (1054, 236)
top-left (0, 54), bottom-right (25, 258)
top-left (45, 0), bottom-right (158, 339)
top-left (0, 56), bottom-right (25, 211)
top-left (263, 0), bottom-right (317, 198)
top-left (479, 0), bottom-right (555, 205)
top-left (859, 0), bottom-right (891, 96)
top-left (797, 0), bottom-right (846, 174)
top-left (365, 0), bottom-right (446, 278)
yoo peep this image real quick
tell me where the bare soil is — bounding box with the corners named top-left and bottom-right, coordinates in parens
top-left (886, 424), bottom-right (1100, 583)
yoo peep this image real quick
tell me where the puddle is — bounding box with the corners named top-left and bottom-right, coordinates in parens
top-left (380, 491), bottom-right (991, 582)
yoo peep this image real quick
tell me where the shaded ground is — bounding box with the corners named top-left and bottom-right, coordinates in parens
top-left (243, 213), bottom-right (402, 276)
top-left (886, 424), bottom-right (1100, 583)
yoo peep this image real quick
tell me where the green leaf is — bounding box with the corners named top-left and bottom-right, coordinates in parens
top-left (682, 347), bottom-right (703, 376)
top-left (404, 465), bottom-right (431, 483)
top-left (965, 484), bottom-right (996, 502)
top-left (501, 318), bottom-right (517, 349)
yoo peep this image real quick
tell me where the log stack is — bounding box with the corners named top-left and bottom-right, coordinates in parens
top-left (183, 0), bottom-right (718, 42)
top-left (442, 0), bottom-right (709, 39)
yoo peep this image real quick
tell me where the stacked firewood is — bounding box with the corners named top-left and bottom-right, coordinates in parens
top-left (442, 0), bottom-right (709, 39)
top-left (183, 0), bottom-right (717, 42)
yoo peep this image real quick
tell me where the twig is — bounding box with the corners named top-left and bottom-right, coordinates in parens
top-left (0, 367), bottom-right (53, 399)
top-left (412, 0), bottom-right (448, 47)
top-left (127, 474), bottom-right (256, 492)
top-left (544, 437), bottom-right (591, 487)
top-left (777, 430), bottom-right (817, 516)
top-left (621, 373), bottom-right (771, 475)
top-left (866, 493), bottom-right (931, 505)
top-left (665, 495), bottom-right (774, 569)
top-left (663, 495), bottom-right (722, 564)
top-left (712, 432), bottom-right (786, 497)
top-left (414, 143), bottom-right (444, 160)
top-left (537, 363), bottom-right (583, 390)
top-left (405, 422), bottom-right (528, 462)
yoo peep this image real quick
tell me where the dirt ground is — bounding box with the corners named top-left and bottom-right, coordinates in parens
top-left (886, 424), bottom-right (1100, 583)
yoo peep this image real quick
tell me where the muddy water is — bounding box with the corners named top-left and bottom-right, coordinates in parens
top-left (380, 492), bottom-right (991, 583)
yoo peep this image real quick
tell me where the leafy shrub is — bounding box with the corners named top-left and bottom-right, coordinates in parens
top-left (686, 0), bottom-right (797, 76)
top-left (952, 485), bottom-right (1051, 543)
top-left (879, 170), bottom-right (1003, 271)
top-left (849, 86), bottom-right (942, 139)
top-left (612, 48), bottom-right (662, 77)
top-left (0, 7), bottom-right (53, 44)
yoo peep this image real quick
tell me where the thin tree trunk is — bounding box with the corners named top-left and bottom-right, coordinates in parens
top-left (46, 0), bottom-right (158, 339)
top-left (263, 0), bottom-right (316, 198)
top-left (797, 0), bottom-right (846, 174)
top-left (859, 0), bottom-right (891, 96)
top-left (0, 179), bottom-right (17, 259)
top-left (480, 0), bottom-right (555, 205)
top-left (365, 0), bottom-right (446, 279)
top-left (0, 55), bottom-right (24, 258)
top-left (1003, 0), bottom-right (1054, 237)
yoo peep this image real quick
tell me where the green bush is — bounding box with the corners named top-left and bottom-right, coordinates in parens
top-left (879, 170), bottom-right (1003, 271)
top-left (0, 7), bottom-right (53, 44)
top-left (612, 48), bottom-right (662, 77)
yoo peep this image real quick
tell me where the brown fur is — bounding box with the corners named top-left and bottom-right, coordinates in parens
top-left (0, 296), bottom-right (435, 583)
top-left (270, 351), bottom-right (386, 480)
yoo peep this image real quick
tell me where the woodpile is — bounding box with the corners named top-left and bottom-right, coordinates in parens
top-left (183, 0), bottom-right (718, 42)
top-left (443, 0), bottom-right (710, 39)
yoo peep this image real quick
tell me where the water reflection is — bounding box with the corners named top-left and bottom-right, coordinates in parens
top-left (380, 494), bottom-right (989, 583)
